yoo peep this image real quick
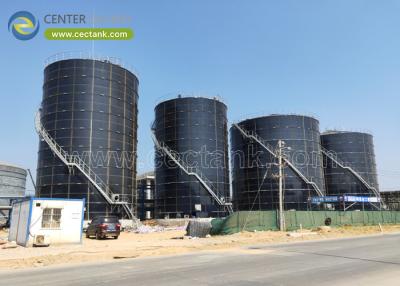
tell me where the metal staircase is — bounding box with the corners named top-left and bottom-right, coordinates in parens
top-left (150, 128), bottom-right (233, 214)
top-left (320, 146), bottom-right (381, 199)
top-left (233, 123), bottom-right (325, 197)
top-left (35, 110), bottom-right (136, 219)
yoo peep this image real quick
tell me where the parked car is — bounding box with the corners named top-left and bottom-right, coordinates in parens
top-left (86, 216), bottom-right (121, 240)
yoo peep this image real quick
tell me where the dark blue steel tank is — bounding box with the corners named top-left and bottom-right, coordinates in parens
top-left (36, 58), bottom-right (139, 219)
top-left (154, 96), bottom-right (230, 218)
top-left (231, 115), bottom-right (325, 211)
top-left (320, 131), bottom-right (379, 196)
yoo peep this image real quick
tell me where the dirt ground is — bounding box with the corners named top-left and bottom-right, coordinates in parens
top-left (1, 224), bottom-right (400, 270)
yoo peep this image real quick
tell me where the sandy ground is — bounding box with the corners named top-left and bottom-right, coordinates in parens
top-left (1, 224), bottom-right (400, 270)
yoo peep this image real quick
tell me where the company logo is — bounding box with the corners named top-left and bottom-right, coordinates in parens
top-left (8, 11), bottom-right (40, 40)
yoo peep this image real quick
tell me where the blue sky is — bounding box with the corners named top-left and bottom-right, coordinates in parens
top-left (1, 0), bottom-right (399, 191)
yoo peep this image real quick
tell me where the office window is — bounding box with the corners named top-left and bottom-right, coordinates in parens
top-left (42, 208), bottom-right (62, 229)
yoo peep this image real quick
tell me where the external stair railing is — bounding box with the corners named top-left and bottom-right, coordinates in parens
top-left (151, 125), bottom-right (233, 214)
top-left (233, 123), bottom-right (324, 197)
top-left (320, 146), bottom-right (381, 201)
top-left (35, 110), bottom-right (136, 219)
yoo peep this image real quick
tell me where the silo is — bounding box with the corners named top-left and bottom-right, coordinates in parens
top-left (0, 162), bottom-right (27, 222)
top-left (152, 96), bottom-right (230, 218)
top-left (320, 131), bottom-right (379, 197)
top-left (231, 115), bottom-right (325, 211)
top-left (36, 57), bottom-right (139, 219)
top-left (136, 172), bottom-right (155, 220)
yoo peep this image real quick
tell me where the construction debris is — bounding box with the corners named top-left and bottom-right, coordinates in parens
top-left (134, 225), bottom-right (164, 233)
top-left (1, 241), bottom-right (18, 249)
top-left (316, 226), bottom-right (332, 233)
top-left (186, 220), bottom-right (212, 238)
top-left (287, 232), bottom-right (317, 238)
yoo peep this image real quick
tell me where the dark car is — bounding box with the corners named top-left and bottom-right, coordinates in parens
top-left (86, 216), bottom-right (121, 240)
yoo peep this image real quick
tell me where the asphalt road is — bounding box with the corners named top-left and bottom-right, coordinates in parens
top-left (1, 233), bottom-right (400, 286)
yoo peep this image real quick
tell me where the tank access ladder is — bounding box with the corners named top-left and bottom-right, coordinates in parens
top-left (320, 147), bottom-right (381, 201)
top-left (233, 123), bottom-right (324, 197)
top-left (150, 129), bottom-right (233, 214)
top-left (34, 111), bottom-right (136, 220)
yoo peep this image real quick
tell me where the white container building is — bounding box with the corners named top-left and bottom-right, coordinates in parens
top-left (8, 198), bottom-right (84, 247)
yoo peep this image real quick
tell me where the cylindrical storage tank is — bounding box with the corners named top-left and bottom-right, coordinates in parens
top-left (154, 96), bottom-right (230, 218)
top-left (0, 163), bottom-right (27, 222)
top-left (231, 115), bottom-right (325, 211)
top-left (320, 131), bottom-right (379, 196)
top-left (36, 58), bottom-right (139, 219)
top-left (136, 172), bottom-right (155, 220)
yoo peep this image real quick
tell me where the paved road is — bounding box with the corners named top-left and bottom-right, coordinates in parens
top-left (1, 233), bottom-right (400, 286)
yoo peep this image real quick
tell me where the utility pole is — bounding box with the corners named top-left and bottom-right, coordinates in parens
top-left (26, 169), bottom-right (36, 194)
top-left (278, 140), bottom-right (285, 231)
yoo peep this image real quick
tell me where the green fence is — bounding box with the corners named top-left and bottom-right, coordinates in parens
top-left (212, 211), bottom-right (278, 235)
top-left (211, 211), bottom-right (400, 234)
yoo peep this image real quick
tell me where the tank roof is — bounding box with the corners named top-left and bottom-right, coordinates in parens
top-left (137, 171), bottom-right (155, 180)
top-left (321, 130), bottom-right (372, 136)
top-left (0, 161), bottom-right (26, 171)
top-left (44, 51), bottom-right (138, 78)
top-left (155, 95), bottom-right (226, 108)
top-left (237, 113), bottom-right (319, 124)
